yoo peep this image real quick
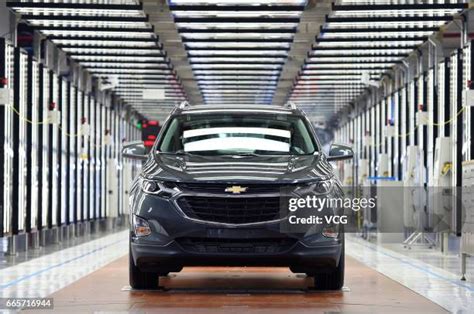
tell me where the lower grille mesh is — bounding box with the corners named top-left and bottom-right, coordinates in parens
top-left (177, 237), bottom-right (296, 254)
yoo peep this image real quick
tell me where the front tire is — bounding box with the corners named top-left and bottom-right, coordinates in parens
top-left (129, 243), bottom-right (159, 290)
top-left (313, 238), bottom-right (345, 290)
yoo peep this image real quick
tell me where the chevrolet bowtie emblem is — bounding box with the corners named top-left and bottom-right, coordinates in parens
top-left (225, 186), bottom-right (248, 194)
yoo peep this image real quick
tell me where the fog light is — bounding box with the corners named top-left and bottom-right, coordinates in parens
top-left (133, 215), bottom-right (151, 237)
top-left (322, 224), bottom-right (339, 238)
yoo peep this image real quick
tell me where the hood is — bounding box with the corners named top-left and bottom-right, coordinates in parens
top-left (141, 153), bottom-right (334, 184)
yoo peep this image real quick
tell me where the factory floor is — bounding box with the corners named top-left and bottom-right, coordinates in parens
top-left (2, 231), bottom-right (473, 313)
top-left (38, 257), bottom-right (445, 314)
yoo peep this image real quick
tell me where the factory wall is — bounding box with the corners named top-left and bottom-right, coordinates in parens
top-left (0, 39), bottom-right (142, 251)
top-left (334, 40), bottom-right (474, 237)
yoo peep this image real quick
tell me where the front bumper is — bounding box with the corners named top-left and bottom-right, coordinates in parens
top-left (130, 189), bottom-right (343, 273)
top-left (131, 239), bottom-right (342, 273)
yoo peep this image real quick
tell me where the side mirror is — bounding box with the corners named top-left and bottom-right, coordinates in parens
top-left (327, 143), bottom-right (353, 162)
top-left (122, 141), bottom-right (148, 161)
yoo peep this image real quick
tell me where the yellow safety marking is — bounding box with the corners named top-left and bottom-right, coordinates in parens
top-left (441, 162), bottom-right (452, 176)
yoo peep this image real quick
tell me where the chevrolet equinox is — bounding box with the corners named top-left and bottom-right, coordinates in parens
top-left (123, 103), bottom-right (353, 290)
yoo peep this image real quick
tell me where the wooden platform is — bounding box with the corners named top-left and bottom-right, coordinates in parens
top-left (38, 255), bottom-right (447, 313)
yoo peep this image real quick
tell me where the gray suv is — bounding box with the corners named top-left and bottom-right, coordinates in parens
top-left (123, 104), bottom-right (353, 290)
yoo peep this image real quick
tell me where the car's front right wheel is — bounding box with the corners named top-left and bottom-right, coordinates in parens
top-left (129, 243), bottom-right (159, 290)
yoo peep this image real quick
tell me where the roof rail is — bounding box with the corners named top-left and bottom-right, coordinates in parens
top-left (284, 102), bottom-right (297, 110)
top-left (177, 101), bottom-right (190, 110)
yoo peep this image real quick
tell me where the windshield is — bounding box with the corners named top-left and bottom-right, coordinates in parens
top-left (157, 112), bottom-right (318, 156)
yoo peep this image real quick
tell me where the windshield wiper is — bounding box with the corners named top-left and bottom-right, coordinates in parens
top-left (231, 153), bottom-right (262, 157)
top-left (228, 152), bottom-right (296, 157)
top-left (158, 150), bottom-right (194, 156)
top-left (195, 152), bottom-right (261, 157)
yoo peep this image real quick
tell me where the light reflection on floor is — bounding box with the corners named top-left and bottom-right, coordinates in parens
top-left (346, 236), bottom-right (474, 313)
top-left (0, 230), bottom-right (129, 298)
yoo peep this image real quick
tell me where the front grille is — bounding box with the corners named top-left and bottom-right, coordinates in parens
top-left (175, 182), bottom-right (286, 194)
top-left (177, 237), bottom-right (296, 254)
top-left (176, 196), bottom-right (282, 224)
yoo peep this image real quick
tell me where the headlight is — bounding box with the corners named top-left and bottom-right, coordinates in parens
top-left (140, 178), bottom-right (179, 197)
top-left (295, 179), bottom-right (334, 196)
top-left (141, 178), bottom-right (162, 194)
top-left (312, 180), bottom-right (333, 194)
top-left (132, 215), bottom-right (151, 237)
